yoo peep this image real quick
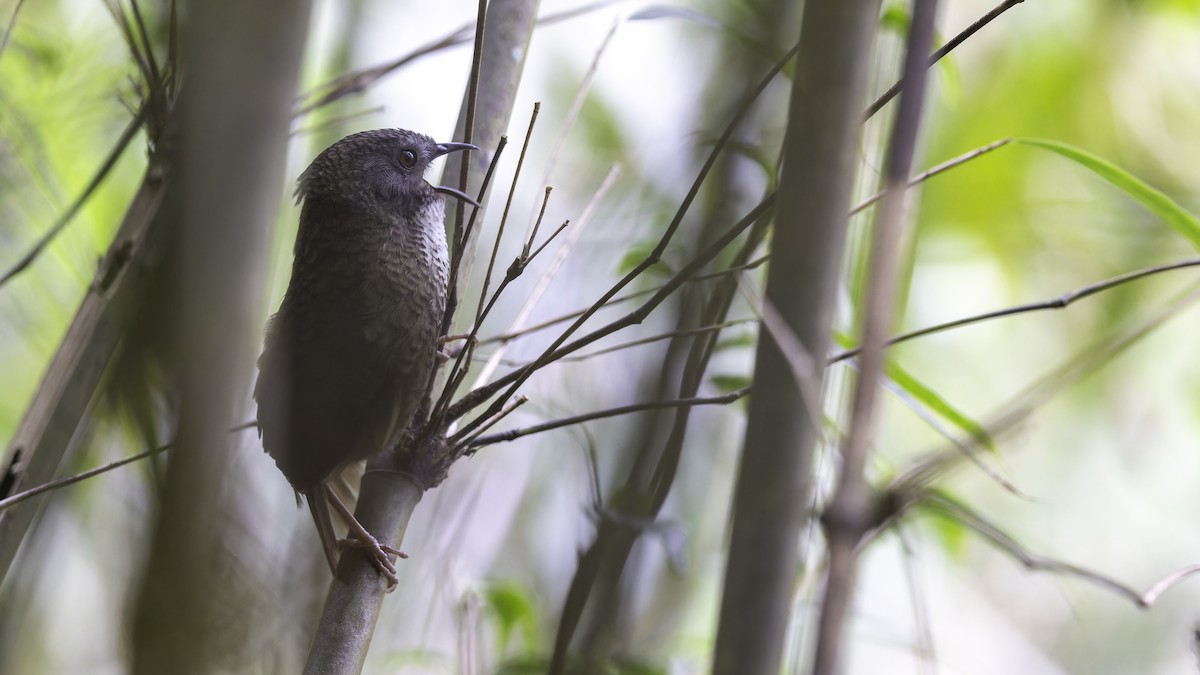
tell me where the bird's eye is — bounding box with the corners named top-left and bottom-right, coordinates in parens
top-left (398, 149), bottom-right (418, 168)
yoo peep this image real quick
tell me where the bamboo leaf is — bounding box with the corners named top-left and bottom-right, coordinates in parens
top-left (1017, 137), bottom-right (1200, 251)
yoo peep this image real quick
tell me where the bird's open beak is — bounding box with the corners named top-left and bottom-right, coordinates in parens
top-left (432, 184), bottom-right (481, 206)
top-left (432, 141), bottom-right (481, 206)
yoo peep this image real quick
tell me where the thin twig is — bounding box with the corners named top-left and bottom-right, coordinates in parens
top-left (921, 493), bottom-right (1200, 609)
top-left (0, 0), bottom-right (27, 63)
top-left (466, 388), bottom-right (749, 448)
top-left (850, 138), bottom-right (1012, 215)
top-left (523, 187), bottom-right (554, 258)
top-left (450, 395), bottom-right (529, 447)
top-left (524, 16), bottom-right (621, 245)
top-left (896, 525), bottom-right (938, 675)
top-left (469, 165), bottom-right (620, 389)
top-left (736, 278), bottom-right (822, 428)
top-left (448, 43), bottom-right (799, 427)
top-left (444, 136), bottom-right (509, 338)
top-left (474, 102), bottom-right (540, 325)
top-left (814, 2), bottom-right (938, 672)
top-left (448, 193), bottom-right (776, 437)
top-left (889, 283), bottom-right (1200, 496)
top-left (553, 319), bottom-right (754, 364)
top-left (0, 419), bottom-right (257, 513)
top-left (433, 106), bottom-right (542, 423)
top-left (829, 259), bottom-right (1200, 365)
top-left (478, 256), bottom-right (769, 345)
top-left (472, 319), bottom-right (755, 368)
top-left (865, 0), bottom-right (1026, 119)
top-left (289, 106), bottom-right (386, 137)
top-left (0, 445), bottom-right (166, 513)
top-left (527, 217), bottom-right (571, 263)
top-left (0, 104), bottom-right (149, 288)
top-left (296, 0), bottom-right (624, 116)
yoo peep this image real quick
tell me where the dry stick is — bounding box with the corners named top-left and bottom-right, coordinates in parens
top-left (449, 192), bottom-right (777, 440)
top-left (483, 319), bottom-right (756, 368)
top-left (878, 374), bottom-right (1023, 496)
top-left (481, 134), bottom-right (1004, 349)
top-left (921, 493), bottom-right (1200, 609)
top-left (865, 0), bottom-right (1026, 119)
top-left (433, 104), bottom-right (542, 422)
top-left (469, 165), bottom-right (621, 388)
top-left (296, 0), bottom-right (623, 115)
top-left (526, 214), bottom-right (570, 262)
top-left (0, 444), bottom-right (165, 513)
top-left (813, 3), bottom-right (938, 674)
top-left (886, 283), bottom-right (1200, 512)
top-left (445, 135), bottom-right (509, 333)
top-left (850, 137), bottom-right (1012, 215)
top-left (478, 256), bottom-right (769, 345)
top-left (107, 2), bottom-right (151, 85)
top-left (0, 418), bottom-right (259, 514)
top-left (289, 106), bottom-right (386, 137)
top-left (0, 104), bottom-right (149, 288)
top-left (552, 319), bottom-right (755, 364)
top-left (0, 0), bottom-right (27, 62)
top-left (455, 0), bottom-right (488, 241)
top-left (447, 42), bottom-right (802, 428)
top-left (438, 0), bottom-right (489, 342)
top-left (450, 395), bottom-right (529, 447)
top-left (16, 261), bottom-right (1200, 513)
top-left (473, 101), bottom-right (541, 328)
top-left (454, 187), bottom-right (555, 366)
top-left (465, 388), bottom-right (749, 448)
top-left (523, 15), bottom-right (621, 246)
top-left (736, 278), bottom-right (823, 428)
top-left (127, 0), bottom-right (161, 89)
top-left (896, 525), bottom-right (938, 675)
top-left (523, 187), bottom-right (554, 258)
top-left (829, 258), bottom-right (1200, 365)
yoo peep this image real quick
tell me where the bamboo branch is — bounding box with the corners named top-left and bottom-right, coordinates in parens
top-left (921, 492), bottom-right (1200, 609)
top-left (813, 4), bottom-right (937, 673)
top-left (465, 389), bottom-right (749, 448)
top-left (829, 258), bottom-right (1200, 365)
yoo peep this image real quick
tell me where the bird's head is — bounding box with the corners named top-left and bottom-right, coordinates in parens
top-left (297, 128), bottom-right (478, 212)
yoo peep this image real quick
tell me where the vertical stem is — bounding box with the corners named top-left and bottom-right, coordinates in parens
top-left (710, 2), bottom-right (882, 674)
top-left (812, 1), bottom-right (939, 673)
top-left (130, 0), bottom-right (311, 672)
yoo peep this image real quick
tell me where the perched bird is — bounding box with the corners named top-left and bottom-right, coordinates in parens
top-left (254, 129), bottom-right (477, 584)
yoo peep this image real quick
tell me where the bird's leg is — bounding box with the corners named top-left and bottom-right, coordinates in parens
top-left (436, 333), bottom-right (476, 363)
top-left (321, 483), bottom-right (405, 588)
top-left (305, 488), bottom-right (340, 574)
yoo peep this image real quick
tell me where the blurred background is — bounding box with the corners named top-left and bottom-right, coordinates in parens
top-left (2, 0), bottom-right (1200, 673)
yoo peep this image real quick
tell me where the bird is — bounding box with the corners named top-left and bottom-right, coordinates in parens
top-left (254, 128), bottom-right (477, 585)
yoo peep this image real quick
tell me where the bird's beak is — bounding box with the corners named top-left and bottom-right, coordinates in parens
top-left (432, 141), bottom-right (481, 206)
top-left (432, 184), bottom-right (481, 207)
top-left (434, 141), bottom-right (479, 157)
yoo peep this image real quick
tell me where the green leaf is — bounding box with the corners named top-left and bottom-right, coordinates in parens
top-left (483, 581), bottom-right (537, 653)
top-left (881, 0), bottom-right (911, 34)
top-left (885, 361), bottom-right (998, 457)
top-left (1016, 137), bottom-right (1200, 251)
top-left (616, 239), bottom-right (673, 278)
top-left (714, 331), bottom-right (757, 352)
top-left (923, 497), bottom-right (970, 560)
top-left (710, 374), bottom-right (750, 394)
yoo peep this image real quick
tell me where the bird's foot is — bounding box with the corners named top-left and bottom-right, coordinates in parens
top-left (436, 333), bottom-right (477, 363)
top-left (337, 535), bottom-right (407, 590)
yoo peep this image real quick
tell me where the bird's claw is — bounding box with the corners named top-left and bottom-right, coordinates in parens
top-left (337, 535), bottom-right (405, 589)
top-left (436, 333), bottom-right (478, 363)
